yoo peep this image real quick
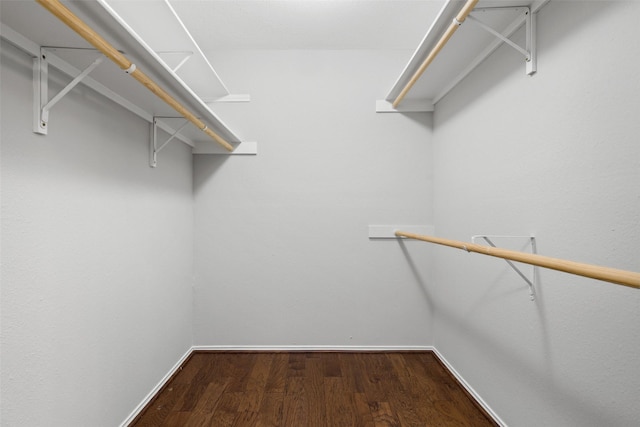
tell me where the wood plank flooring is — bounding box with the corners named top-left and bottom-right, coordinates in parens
top-left (131, 352), bottom-right (497, 427)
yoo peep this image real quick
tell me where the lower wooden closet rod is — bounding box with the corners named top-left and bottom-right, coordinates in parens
top-left (36, 0), bottom-right (234, 151)
top-left (395, 231), bottom-right (640, 289)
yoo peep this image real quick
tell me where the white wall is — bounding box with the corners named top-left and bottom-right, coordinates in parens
top-left (194, 50), bottom-right (435, 347)
top-left (431, 2), bottom-right (640, 426)
top-left (0, 41), bottom-right (194, 426)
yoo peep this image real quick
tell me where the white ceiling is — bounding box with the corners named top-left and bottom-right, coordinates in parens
top-left (167, 0), bottom-right (447, 51)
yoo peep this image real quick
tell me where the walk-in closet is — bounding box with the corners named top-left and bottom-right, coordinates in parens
top-left (1, 1), bottom-right (638, 425)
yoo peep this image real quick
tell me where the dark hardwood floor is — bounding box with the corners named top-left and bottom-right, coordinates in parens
top-left (131, 352), bottom-right (497, 426)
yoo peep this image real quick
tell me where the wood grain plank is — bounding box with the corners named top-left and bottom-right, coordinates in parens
top-left (324, 377), bottom-right (356, 427)
top-left (304, 356), bottom-right (326, 427)
top-left (255, 392), bottom-right (284, 427)
top-left (386, 353), bottom-right (413, 378)
top-left (396, 370), bottom-right (453, 426)
top-left (383, 371), bottom-right (424, 427)
top-left (175, 381), bottom-right (208, 412)
top-left (214, 392), bottom-right (245, 427)
top-left (321, 352), bottom-right (342, 377)
top-left (352, 392), bottom-right (376, 427)
top-left (265, 353), bottom-right (288, 393)
top-left (203, 352), bottom-right (236, 382)
top-left (286, 353), bottom-right (306, 377)
top-left (339, 352), bottom-right (365, 393)
top-left (161, 411), bottom-right (191, 427)
top-left (182, 378), bottom-right (231, 427)
top-left (356, 353), bottom-right (389, 402)
top-left (133, 383), bottom-right (189, 427)
top-left (233, 353), bottom-right (275, 426)
top-left (226, 353), bottom-right (258, 392)
top-left (368, 401), bottom-right (401, 427)
top-left (173, 353), bottom-right (207, 384)
top-left (434, 399), bottom-right (477, 426)
top-left (282, 376), bottom-right (307, 425)
top-left (238, 354), bottom-right (274, 412)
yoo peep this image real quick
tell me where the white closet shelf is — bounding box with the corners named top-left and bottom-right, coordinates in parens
top-left (379, 0), bottom-right (549, 112)
top-left (0, 0), bottom-right (254, 154)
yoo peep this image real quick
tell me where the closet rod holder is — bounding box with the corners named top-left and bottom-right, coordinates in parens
top-left (473, 235), bottom-right (537, 300)
top-left (35, 0), bottom-right (233, 151)
top-left (394, 231), bottom-right (640, 290)
top-left (34, 49), bottom-right (105, 133)
top-left (467, 6), bottom-right (536, 75)
top-left (150, 117), bottom-right (189, 168)
top-left (392, 0), bottom-right (479, 108)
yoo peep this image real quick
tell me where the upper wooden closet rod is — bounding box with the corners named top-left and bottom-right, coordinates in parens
top-left (395, 231), bottom-right (640, 289)
top-left (36, 0), bottom-right (234, 151)
top-left (393, 0), bottom-right (479, 108)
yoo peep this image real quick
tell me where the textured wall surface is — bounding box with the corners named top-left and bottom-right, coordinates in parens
top-left (1, 41), bottom-right (194, 426)
top-left (193, 50), bottom-right (435, 347)
top-left (430, 2), bottom-right (640, 426)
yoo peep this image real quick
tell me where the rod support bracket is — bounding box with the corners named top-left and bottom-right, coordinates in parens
top-left (472, 235), bottom-right (537, 301)
top-left (33, 47), bottom-right (105, 135)
top-left (150, 117), bottom-right (189, 168)
top-left (468, 6), bottom-right (537, 76)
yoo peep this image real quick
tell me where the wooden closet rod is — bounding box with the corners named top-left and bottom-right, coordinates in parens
top-left (395, 231), bottom-right (640, 289)
top-left (36, 0), bottom-right (234, 151)
top-left (392, 0), bottom-right (479, 108)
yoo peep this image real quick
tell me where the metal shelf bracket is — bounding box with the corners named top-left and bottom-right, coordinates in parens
top-left (150, 117), bottom-right (189, 168)
top-left (472, 235), bottom-right (537, 300)
top-left (33, 48), bottom-right (105, 134)
top-left (468, 7), bottom-right (537, 75)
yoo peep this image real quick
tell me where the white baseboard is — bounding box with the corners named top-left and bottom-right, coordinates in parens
top-left (192, 345), bottom-right (435, 352)
top-left (121, 345), bottom-right (503, 427)
top-left (119, 347), bottom-right (193, 427)
top-left (431, 347), bottom-right (507, 427)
